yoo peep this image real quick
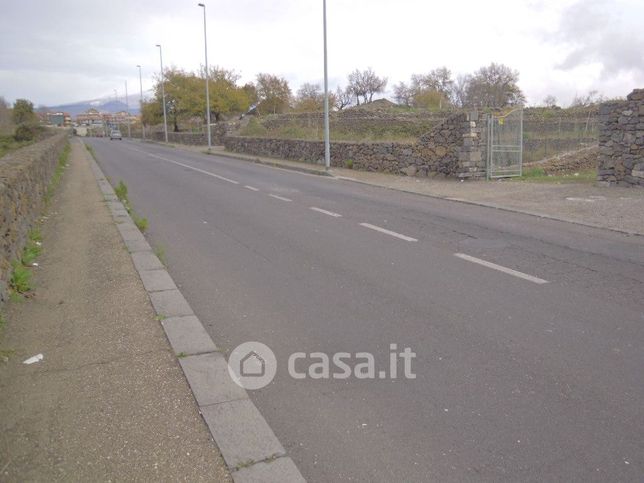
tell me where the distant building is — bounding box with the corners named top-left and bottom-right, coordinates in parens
top-left (46, 112), bottom-right (72, 127)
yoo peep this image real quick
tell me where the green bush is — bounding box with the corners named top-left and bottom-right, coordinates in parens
top-left (14, 123), bottom-right (36, 142)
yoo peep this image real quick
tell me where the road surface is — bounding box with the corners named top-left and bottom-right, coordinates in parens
top-left (86, 138), bottom-right (644, 482)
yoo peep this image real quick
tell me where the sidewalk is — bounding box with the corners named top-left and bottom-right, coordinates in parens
top-left (146, 140), bottom-right (644, 236)
top-left (0, 140), bottom-right (230, 481)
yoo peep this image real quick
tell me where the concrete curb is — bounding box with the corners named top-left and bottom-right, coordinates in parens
top-left (81, 140), bottom-right (306, 482)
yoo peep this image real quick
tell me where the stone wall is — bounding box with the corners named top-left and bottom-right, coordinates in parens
top-left (597, 89), bottom-right (644, 187)
top-left (224, 112), bottom-right (487, 179)
top-left (0, 132), bottom-right (68, 300)
top-left (149, 123), bottom-right (231, 146)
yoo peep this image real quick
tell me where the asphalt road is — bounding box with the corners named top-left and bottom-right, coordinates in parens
top-left (87, 138), bottom-right (644, 482)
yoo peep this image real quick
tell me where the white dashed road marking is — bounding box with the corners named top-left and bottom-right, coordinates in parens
top-left (244, 185), bottom-right (259, 191)
top-left (310, 207), bottom-right (342, 217)
top-left (147, 152), bottom-right (239, 184)
top-left (454, 253), bottom-right (549, 284)
top-left (269, 194), bottom-right (292, 202)
top-left (359, 223), bottom-right (418, 242)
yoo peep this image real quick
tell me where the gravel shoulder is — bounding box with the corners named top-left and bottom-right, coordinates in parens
top-left (0, 139), bottom-right (231, 481)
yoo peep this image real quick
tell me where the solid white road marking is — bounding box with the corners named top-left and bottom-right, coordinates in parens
top-left (147, 152), bottom-right (239, 184)
top-left (454, 253), bottom-right (549, 284)
top-left (269, 194), bottom-right (292, 202)
top-left (310, 207), bottom-right (342, 217)
top-left (359, 223), bottom-right (418, 242)
top-left (244, 185), bottom-right (259, 191)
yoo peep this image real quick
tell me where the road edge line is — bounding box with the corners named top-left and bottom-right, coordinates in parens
top-left (80, 139), bottom-right (306, 483)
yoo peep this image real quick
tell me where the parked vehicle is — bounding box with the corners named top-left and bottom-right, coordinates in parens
top-left (110, 129), bottom-right (122, 140)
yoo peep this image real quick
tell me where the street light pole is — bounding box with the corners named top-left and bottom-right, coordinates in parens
top-left (323, 0), bottom-right (330, 170)
top-left (137, 65), bottom-right (145, 140)
top-left (156, 44), bottom-right (169, 143)
top-left (125, 80), bottom-right (131, 138)
top-left (198, 2), bottom-right (212, 150)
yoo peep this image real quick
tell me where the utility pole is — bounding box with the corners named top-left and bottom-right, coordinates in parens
top-left (137, 65), bottom-right (145, 140)
top-left (198, 3), bottom-right (212, 150)
top-left (125, 80), bottom-right (131, 138)
top-left (323, 0), bottom-right (330, 170)
top-left (156, 44), bottom-right (169, 143)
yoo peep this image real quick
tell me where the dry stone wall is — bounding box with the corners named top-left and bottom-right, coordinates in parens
top-left (597, 89), bottom-right (644, 187)
top-left (0, 131), bottom-right (68, 300)
top-left (224, 112), bottom-right (487, 179)
top-left (149, 122), bottom-right (231, 146)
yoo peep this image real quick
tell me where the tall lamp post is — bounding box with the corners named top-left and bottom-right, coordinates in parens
top-left (125, 80), bottom-right (131, 138)
top-left (156, 44), bottom-right (169, 143)
top-left (137, 65), bottom-right (145, 140)
top-left (323, 0), bottom-right (330, 170)
top-left (198, 2), bottom-right (212, 150)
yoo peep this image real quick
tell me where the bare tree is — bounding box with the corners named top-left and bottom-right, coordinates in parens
top-left (465, 63), bottom-right (525, 108)
top-left (393, 82), bottom-right (413, 107)
top-left (347, 68), bottom-right (388, 105)
top-left (570, 90), bottom-right (604, 108)
top-left (334, 86), bottom-right (353, 110)
top-left (542, 95), bottom-right (558, 108)
top-left (294, 83), bottom-right (323, 112)
top-left (411, 67), bottom-right (453, 97)
top-left (451, 74), bottom-right (471, 108)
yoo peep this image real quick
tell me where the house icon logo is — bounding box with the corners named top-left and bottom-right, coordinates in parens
top-left (228, 341), bottom-right (277, 390)
top-left (240, 351), bottom-right (265, 377)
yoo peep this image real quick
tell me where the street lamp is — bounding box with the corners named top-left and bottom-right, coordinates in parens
top-left (137, 65), bottom-right (144, 140)
top-left (125, 80), bottom-right (131, 138)
top-left (198, 2), bottom-right (212, 150)
top-left (323, 0), bottom-right (330, 170)
top-left (156, 44), bottom-right (169, 143)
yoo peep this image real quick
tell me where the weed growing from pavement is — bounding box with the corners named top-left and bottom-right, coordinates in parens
top-left (176, 352), bottom-right (187, 358)
top-left (155, 314), bottom-right (167, 321)
top-left (153, 245), bottom-right (167, 266)
top-left (9, 261), bottom-right (31, 294)
top-left (114, 180), bottom-right (149, 233)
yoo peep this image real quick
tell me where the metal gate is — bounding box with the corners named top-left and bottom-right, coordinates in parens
top-left (487, 108), bottom-right (523, 179)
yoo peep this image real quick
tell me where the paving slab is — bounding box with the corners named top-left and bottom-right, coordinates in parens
top-left (149, 289), bottom-right (193, 317)
top-left (131, 250), bottom-right (164, 271)
top-left (179, 353), bottom-right (247, 406)
top-left (162, 315), bottom-right (219, 355)
top-left (201, 399), bottom-right (286, 469)
top-left (139, 268), bottom-right (176, 292)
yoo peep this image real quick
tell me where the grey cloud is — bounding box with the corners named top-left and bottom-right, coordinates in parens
top-left (554, 0), bottom-right (644, 78)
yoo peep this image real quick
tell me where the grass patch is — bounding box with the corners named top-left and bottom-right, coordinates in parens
top-left (45, 142), bottom-right (71, 204)
top-left (153, 245), bottom-right (167, 266)
top-left (513, 168), bottom-right (596, 184)
top-left (113, 180), bottom-right (148, 232)
top-left (21, 241), bottom-right (41, 266)
top-left (115, 180), bottom-right (128, 202)
top-left (132, 212), bottom-right (149, 232)
top-left (10, 261), bottom-right (31, 294)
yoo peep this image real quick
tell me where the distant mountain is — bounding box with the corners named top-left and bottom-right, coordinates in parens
top-left (40, 95), bottom-right (146, 117)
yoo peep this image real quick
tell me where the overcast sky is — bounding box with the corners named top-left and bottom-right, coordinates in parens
top-left (1, 0), bottom-right (642, 108)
